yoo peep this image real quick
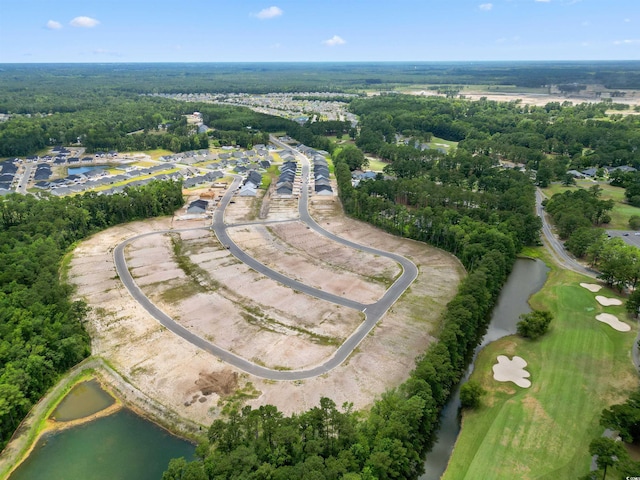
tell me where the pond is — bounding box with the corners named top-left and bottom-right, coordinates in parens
top-left (420, 258), bottom-right (549, 480)
top-left (10, 382), bottom-right (195, 480)
top-left (50, 379), bottom-right (115, 422)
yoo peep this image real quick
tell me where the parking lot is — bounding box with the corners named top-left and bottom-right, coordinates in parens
top-left (606, 229), bottom-right (640, 248)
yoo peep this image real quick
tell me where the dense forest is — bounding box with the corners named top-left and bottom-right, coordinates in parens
top-left (350, 94), bottom-right (640, 179)
top-left (2, 62), bottom-right (640, 106)
top-left (163, 96), bottom-right (540, 479)
top-left (2, 63), bottom-right (640, 159)
top-left (0, 96), bottom-right (302, 157)
top-left (0, 181), bottom-right (184, 448)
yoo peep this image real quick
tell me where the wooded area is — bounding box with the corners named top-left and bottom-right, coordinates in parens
top-left (0, 181), bottom-right (184, 448)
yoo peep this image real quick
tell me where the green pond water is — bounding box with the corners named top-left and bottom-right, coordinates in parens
top-left (10, 379), bottom-right (195, 480)
top-left (10, 408), bottom-right (195, 480)
top-left (50, 379), bottom-right (115, 422)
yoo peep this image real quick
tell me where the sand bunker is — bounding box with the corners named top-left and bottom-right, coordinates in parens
top-left (493, 355), bottom-right (531, 388)
top-left (595, 313), bottom-right (631, 332)
top-left (595, 296), bottom-right (623, 306)
top-left (580, 283), bottom-right (602, 293)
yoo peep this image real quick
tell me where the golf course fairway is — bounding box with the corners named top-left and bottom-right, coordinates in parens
top-left (443, 250), bottom-right (638, 480)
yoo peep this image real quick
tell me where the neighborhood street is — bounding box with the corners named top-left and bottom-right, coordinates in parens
top-left (536, 188), bottom-right (597, 279)
top-left (114, 143), bottom-right (418, 380)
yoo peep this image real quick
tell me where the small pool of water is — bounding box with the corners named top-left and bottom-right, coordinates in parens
top-left (10, 409), bottom-right (195, 480)
top-left (50, 379), bottom-right (115, 422)
top-left (67, 166), bottom-right (105, 175)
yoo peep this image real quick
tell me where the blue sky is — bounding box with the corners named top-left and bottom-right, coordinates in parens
top-left (1, 0), bottom-right (638, 62)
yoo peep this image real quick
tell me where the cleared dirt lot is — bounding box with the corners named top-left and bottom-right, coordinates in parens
top-left (68, 194), bottom-right (464, 424)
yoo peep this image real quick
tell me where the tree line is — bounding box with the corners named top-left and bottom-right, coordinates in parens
top-left (0, 181), bottom-right (184, 449)
top-left (348, 94), bottom-right (640, 182)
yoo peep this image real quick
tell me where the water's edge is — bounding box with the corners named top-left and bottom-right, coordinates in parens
top-left (421, 258), bottom-right (550, 480)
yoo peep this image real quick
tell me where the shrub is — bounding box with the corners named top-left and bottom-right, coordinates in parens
top-left (517, 310), bottom-right (553, 339)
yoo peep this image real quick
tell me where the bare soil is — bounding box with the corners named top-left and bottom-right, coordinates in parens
top-left (68, 194), bottom-right (464, 425)
top-left (409, 88), bottom-right (640, 109)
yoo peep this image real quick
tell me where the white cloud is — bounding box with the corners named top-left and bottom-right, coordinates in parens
top-left (535, 0), bottom-right (551, 3)
top-left (479, 3), bottom-right (493, 11)
top-left (255, 6), bottom-right (283, 20)
top-left (625, 18), bottom-right (631, 23)
top-left (613, 39), bottom-right (640, 45)
top-left (46, 20), bottom-right (62, 30)
top-left (70, 16), bottom-right (100, 28)
top-left (323, 35), bottom-right (346, 47)
top-left (581, 21), bottom-right (590, 27)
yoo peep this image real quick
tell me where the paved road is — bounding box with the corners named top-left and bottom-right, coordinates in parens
top-left (114, 141), bottom-right (418, 380)
top-left (536, 188), bottom-right (598, 278)
top-left (15, 163), bottom-right (34, 194)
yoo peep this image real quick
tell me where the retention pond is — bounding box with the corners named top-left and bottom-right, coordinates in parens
top-left (10, 380), bottom-right (195, 480)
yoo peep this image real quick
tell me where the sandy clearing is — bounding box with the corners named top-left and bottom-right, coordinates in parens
top-left (409, 88), bottom-right (640, 109)
top-left (580, 283), bottom-right (602, 293)
top-left (595, 313), bottom-right (631, 332)
top-left (227, 223), bottom-right (393, 303)
top-left (595, 295), bottom-right (623, 306)
top-left (493, 355), bottom-right (531, 388)
top-left (69, 193), bottom-right (463, 423)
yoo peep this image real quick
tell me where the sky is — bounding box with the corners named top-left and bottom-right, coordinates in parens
top-left (0, 0), bottom-right (639, 63)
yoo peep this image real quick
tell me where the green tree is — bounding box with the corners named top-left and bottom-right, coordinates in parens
top-left (589, 437), bottom-right (626, 480)
top-left (627, 289), bottom-right (640, 317)
top-left (561, 173), bottom-right (576, 186)
top-left (629, 215), bottom-right (640, 230)
top-left (335, 145), bottom-right (368, 171)
top-left (516, 310), bottom-right (553, 339)
top-left (601, 389), bottom-right (640, 443)
top-left (459, 380), bottom-right (485, 409)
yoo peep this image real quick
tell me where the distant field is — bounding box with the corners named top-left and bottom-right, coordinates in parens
top-left (138, 149), bottom-right (173, 160)
top-left (443, 247), bottom-right (637, 480)
top-left (542, 180), bottom-right (640, 230)
top-left (429, 136), bottom-right (458, 149)
top-left (397, 84), bottom-right (549, 95)
top-left (367, 158), bottom-right (388, 172)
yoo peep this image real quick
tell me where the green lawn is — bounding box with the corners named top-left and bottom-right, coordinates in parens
top-left (429, 136), bottom-right (458, 150)
top-left (443, 248), bottom-right (638, 480)
top-left (542, 180), bottom-right (640, 230)
top-left (367, 158), bottom-right (388, 172)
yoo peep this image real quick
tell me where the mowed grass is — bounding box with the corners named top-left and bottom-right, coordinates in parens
top-left (429, 135), bottom-right (458, 149)
top-left (443, 250), bottom-right (638, 480)
top-left (367, 158), bottom-right (388, 172)
top-left (542, 180), bottom-right (640, 230)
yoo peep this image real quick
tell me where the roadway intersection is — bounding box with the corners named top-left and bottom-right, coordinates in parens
top-left (114, 144), bottom-right (418, 380)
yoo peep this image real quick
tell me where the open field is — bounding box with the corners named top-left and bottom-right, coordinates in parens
top-left (542, 180), bottom-right (640, 230)
top-left (443, 247), bottom-right (637, 480)
top-left (404, 84), bottom-right (640, 109)
top-left (429, 135), bottom-right (458, 149)
top-left (366, 158), bottom-right (388, 172)
top-left (67, 193), bottom-right (464, 426)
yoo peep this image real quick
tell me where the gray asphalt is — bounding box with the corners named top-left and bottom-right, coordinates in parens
top-left (16, 163), bottom-right (34, 194)
top-left (536, 188), bottom-right (598, 278)
top-left (113, 140), bottom-right (418, 380)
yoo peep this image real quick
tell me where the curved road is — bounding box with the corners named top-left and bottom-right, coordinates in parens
top-left (114, 144), bottom-right (418, 380)
top-left (536, 188), bottom-right (598, 278)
